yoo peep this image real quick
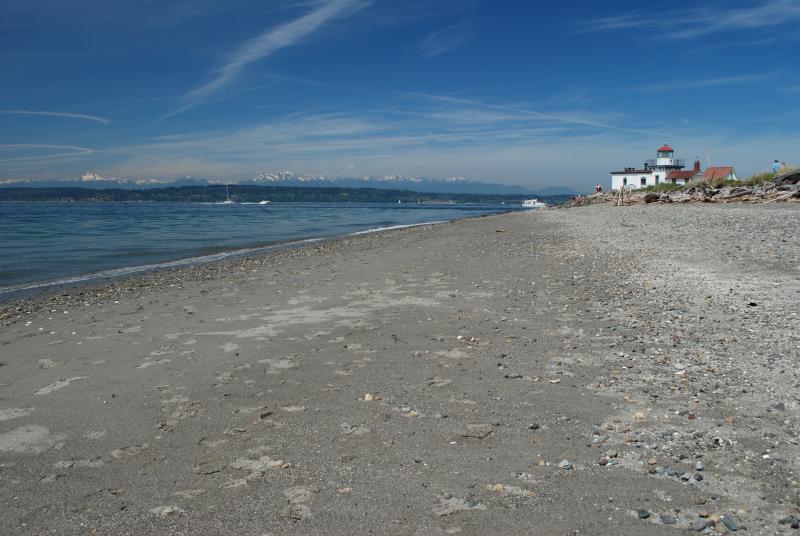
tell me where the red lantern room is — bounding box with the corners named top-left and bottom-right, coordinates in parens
top-left (657, 144), bottom-right (674, 158)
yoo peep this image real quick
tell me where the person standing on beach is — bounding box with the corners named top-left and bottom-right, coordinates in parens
top-left (772, 160), bottom-right (781, 173)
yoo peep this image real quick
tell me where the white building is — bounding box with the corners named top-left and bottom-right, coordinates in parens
top-left (611, 144), bottom-right (697, 190)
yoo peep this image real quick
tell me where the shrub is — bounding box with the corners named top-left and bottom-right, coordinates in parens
top-left (639, 182), bottom-right (684, 192)
top-left (709, 178), bottom-right (740, 188)
top-left (743, 171), bottom-right (776, 186)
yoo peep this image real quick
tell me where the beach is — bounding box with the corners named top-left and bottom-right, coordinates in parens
top-left (1, 204), bottom-right (799, 535)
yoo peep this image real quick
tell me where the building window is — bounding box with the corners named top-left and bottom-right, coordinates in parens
top-left (640, 177), bottom-right (646, 186)
top-left (623, 178), bottom-right (627, 186)
top-left (672, 178), bottom-right (676, 184)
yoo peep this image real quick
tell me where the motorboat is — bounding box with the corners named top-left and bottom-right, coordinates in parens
top-left (522, 198), bottom-right (546, 209)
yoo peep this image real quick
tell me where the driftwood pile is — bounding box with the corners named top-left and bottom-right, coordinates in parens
top-left (570, 167), bottom-right (800, 207)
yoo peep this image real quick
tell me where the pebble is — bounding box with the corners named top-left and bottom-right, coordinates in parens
top-left (558, 459), bottom-right (573, 470)
top-left (660, 514), bottom-right (678, 525)
top-left (690, 518), bottom-right (708, 531)
top-left (695, 461), bottom-right (704, 471)
top-left (721, 515), bottom-right (738, 531)
top-left (637, 509), bottom-right (651, 519)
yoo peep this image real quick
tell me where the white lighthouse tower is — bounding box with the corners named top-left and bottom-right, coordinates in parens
top-left (645, 144), bottom-right (685, 183)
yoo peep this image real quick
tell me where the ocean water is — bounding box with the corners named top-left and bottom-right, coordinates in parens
top-left (0, 202), bottom-right (522, 296)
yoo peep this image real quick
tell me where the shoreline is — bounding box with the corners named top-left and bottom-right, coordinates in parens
top-left (0, 222), bottom-right (426, 321)
top-left (0, 208), bottom-right (516, 312)
top-left (1, 203), bottom-right (797, 534)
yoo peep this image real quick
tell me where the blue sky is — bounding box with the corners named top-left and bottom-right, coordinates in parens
top-left (1, 0), bottom-right (799, 189)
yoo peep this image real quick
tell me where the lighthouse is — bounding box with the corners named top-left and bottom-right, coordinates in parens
top-left (645, 144), bottom-right (685, 181)
top-left (610, 143), bottom-right (738, 190)
top-left (610, 143), bottom-right (690, 190)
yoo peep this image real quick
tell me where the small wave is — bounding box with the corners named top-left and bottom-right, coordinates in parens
top-left (0, 211), bottom-right (492, 299)
top-left (0, 237), bottom-right (323, 296)
top-left (348, 220), bottom-right (447, 236)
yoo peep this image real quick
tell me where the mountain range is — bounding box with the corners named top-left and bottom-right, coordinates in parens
top-left (0, 171), bottom-right (580, 196)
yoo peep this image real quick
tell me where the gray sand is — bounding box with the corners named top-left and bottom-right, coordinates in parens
top-left (0, 204), bottom-right (798, 534)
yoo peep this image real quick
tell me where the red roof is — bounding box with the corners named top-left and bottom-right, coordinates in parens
top-left (702, 166), bottom-right (734, 180)
top-left (667, 170), bottom-right (698, 180)
top-left (657, 144), bottom-right (674, 152)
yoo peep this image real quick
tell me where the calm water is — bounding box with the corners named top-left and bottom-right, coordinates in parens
top-left (0, 202), bottom-right (521, 295)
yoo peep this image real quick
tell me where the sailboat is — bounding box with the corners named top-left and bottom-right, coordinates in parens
top-left (218, 183), bottom-right (235, 204)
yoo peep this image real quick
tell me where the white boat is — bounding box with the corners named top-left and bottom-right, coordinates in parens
top-left (218, 184), bottom-right (235, 204)
top-left (258, 200), bottom-right (271, 205)
top-left (522, 198), bottom-right (546, 209)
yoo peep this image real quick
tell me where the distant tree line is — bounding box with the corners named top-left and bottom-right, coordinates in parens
top-left (0, 185), bottom-right (571, 205)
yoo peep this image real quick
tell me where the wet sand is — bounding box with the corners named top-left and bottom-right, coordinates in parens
top-left (1, 204), bottom-right (798, 535)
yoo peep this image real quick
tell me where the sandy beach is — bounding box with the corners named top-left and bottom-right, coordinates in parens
top-left (1, 204), bottom-right (799, 535)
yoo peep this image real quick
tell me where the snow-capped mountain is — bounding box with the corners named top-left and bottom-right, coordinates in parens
top-left (0, 171), bottom-right (578, 195)
top-left (0, 173), bottom-right (210, 190)
top-left (244, 172), bottom-right (534, 195)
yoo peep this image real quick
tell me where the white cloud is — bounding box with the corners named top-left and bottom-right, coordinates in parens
top-left (0, 109), bottom-right (110, 124)
top-left (0, 144), bottom-right (93, 163)
top-left (581, 0), bottom-right (800, 39)
top-left (633, 73), bottom-right (775, 92)
top-left (100, 98), bottom-right (669, 185)
top-left (162, 0), bottom-right (366, 119)
top-left (408, 92), bottom-right (667, 136)
top-left (99, 125), bottom-right (800, 190)
top-left (8, 110), bottom-right (797, 188)
top-left (420, 22), bottom-right (469, 57)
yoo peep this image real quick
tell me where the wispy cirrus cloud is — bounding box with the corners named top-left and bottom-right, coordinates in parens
top-left (0, 144), bottom-right (94, 163)
top-left (102, 110), bottom-right (800, 186)
top-left (407, 92), bottom-right (667, 136)
top-left (0, 109), bottom-right (110, 124)
top-left (581, 0), bottom-right (800, 38)
top-left (632, 73), bottom-right (775, 92)
top-left (107, 90), bottom-right (669, 181)
top-left (162, 0), bottom-right (367, 120)
top-left (420, 21), bottom-right (470, 57)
